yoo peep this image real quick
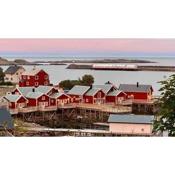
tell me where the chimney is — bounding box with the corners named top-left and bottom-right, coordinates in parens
top-left (90, 85), bottom-right (93, 89)
top-left (137, 82), bottom-right (139, 87)
top-left (32, 88), bottom-right (35, 92)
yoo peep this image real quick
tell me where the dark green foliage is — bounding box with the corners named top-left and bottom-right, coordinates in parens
top-left (154, 74), bottom-right (175, 136)
top-left (80, 74), bottom-right (94, 86)
top-left (0, 81), bottom-right (13, 86)
top-left (59, 74), bottom-right (94, 90)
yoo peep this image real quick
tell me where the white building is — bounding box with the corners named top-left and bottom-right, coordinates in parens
top-left (4, 66), bottom-right (25, 84)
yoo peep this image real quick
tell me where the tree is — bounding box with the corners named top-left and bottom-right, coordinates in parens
top-left (59, 80), bottom-right (74, 90)
top-left (81, 74), bottom-right (94, 86)
top-left (59, 74), bottom-right (94, 90)
top-left (0, 67), bottom-right (4, 83)
top-left (154, 74), bottom-right (175, 136)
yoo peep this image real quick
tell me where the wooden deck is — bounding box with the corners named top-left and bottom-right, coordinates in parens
top-left (9, 102), bottom-right (132, 115)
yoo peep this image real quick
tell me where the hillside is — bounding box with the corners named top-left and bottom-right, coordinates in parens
top-left (0, 57), bottom-right (31, 65)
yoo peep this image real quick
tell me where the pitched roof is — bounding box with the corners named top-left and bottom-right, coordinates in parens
top-left (36, 86), bottom-right (53, 94)
top-left (0, 108), bottom-right (13, 129)
top-left (107, 90), bottom-right (126, 96)
top-left (119, 84), bottom-right (152, 93)
top-left (85, 88), bottom-right (102, 96)
top-left (4, 66), bottom-right (24, 74)
top-left (22, 67), bottom-right (43, 76)
top-left (17, 87), bottom-right (35, 96)
top-left (67, 85), bottom-right (90, 96)
top-left (50, 92), bottom-right (69, 99)
top-left (4, 94), bottom-right (23, 102)
top-left (93, 84), bottom-right (116, 94)
top-left (25, 91), bottom-right (44, 99)
top-left (108, 114), bottom-right (154, 124)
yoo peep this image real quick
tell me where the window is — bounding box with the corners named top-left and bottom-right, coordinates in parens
top-left (35, 75), bottom-right (39, 80)
top-left (27, 76), bottom-right (30, 80)
top-left (44, 81), bottom-right (48, 85)
top-left (16, 72), bottom-right (18, 75)
top-left (26, 81), bottom-right (29, 86)
top-left (97, 92), bottom-right (101, 98)
top-left (11, 78), bottom-right (13, 81)
top-left (35, 82), bottom-right (38, 86)
top-left (42, 96), bottom-right (45, 100)
top-left (23, 75), bottom-right (26, 79)
top-left (45, 75), bottom-right (48, 80)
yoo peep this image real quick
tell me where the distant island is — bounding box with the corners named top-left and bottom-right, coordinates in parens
top-left (0, 57), bottom-right (156, 65)
top-left (0, 57), bottom-right (33, 65)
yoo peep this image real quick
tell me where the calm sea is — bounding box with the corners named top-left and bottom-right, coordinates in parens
top-left (2, 57), bottom-right (175, 95)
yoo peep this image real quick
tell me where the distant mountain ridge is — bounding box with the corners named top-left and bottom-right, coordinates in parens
top-left (0, 57), bottom-right (30, 65)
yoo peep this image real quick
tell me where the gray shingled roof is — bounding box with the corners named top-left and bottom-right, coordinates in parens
top-left (108, 114), bottom-right (154, 124)
top-left (36, 86), bottom-right (53, 94)
top-left (107, 90), bottom-right (126, 96)
top-left (18, 87), bottom-right (35, 96)
top-left (50, 92), bottom-right (68, 99)
top-left (85, 88), bottom-right (102, 96)
top-left (0, 108), bottom-right (13, 129)
top-left (119, 84), bottom-right (152, 93)
top-left (4, 94), bottom-right (22, 102)
top-left (22, 68), bottom-right (42, 76)
top-left (17, 86), bottom-right (53, 96)
top-left (67, 85), bottom-right (90, 96)
top-left (93, 84), bottom-right (116, 94)
top-left (4, 66), bottom-right (24, 74)
top-left (25, 91), bottom-right (44, 99)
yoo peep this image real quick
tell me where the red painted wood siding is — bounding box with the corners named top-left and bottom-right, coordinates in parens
top-left (69, 95), bottom-right (82, 103)
top-left (106, 92), bottom-right (127, 103)
top-left (37, 94), bottom-right (50, 106)
top-left (125, 92), bottom-right (148, 100)
top-left (19, 70), bottom-right (50, 87)
top-left (84, 90), bottom-right (106, 104)
top-left (27, 98), bottom-right (37, 107)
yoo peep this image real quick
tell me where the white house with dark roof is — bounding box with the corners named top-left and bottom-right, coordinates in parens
top-left (108, 114), bottom-right (154, 135)
top-left (4, 65), bottom-right (25, 84)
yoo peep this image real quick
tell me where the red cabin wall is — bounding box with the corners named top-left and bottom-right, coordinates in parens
top-left (37, 95), bottom-right (50, 106)
top-left (106, 92), bottom-right (127, 103)
top-left (19, 70), bottom-right (50, 87)
top-left (27, 98), bottom-right (37, 107)
top-left (125, 92), bottom-right (148, 100)
top-left (9, 102), bottom-right (16, 109)
top-left (106, 96), bottom-right (115, 103)
top-left (69, 95), bottom-right (81, 103)
top-left (50, 98), bottom-right (56, 106)
top-left (84, 96), bottom-right (94, 103)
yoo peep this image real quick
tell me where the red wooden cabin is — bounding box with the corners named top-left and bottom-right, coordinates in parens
top-left (25, 91), bottom-right (51, 107)
top-left (19, 67), bottom-right (50, 87)
top-left (3, 94), bottom-right (28, 109)
top-left (119, 83), bottom-right (153, 100)
top-left (67, 85), bottom-right (90, 103)
top-left (50, 93), bottom-right (71, 106)
top-left (84, 88), bottom-right (106, 104)
top-left (106, 90), bottom-right (127, 104)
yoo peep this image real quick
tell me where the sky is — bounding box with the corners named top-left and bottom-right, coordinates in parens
top-left (1, 39), bottom-right (175, 57)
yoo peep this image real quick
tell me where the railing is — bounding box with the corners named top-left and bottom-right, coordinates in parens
top-left (18, 107), bottom-right (38, 113)
top-left (77, 103), bottom-right (132, 113)
top-left (38, 106), bottom-right (57, 112)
